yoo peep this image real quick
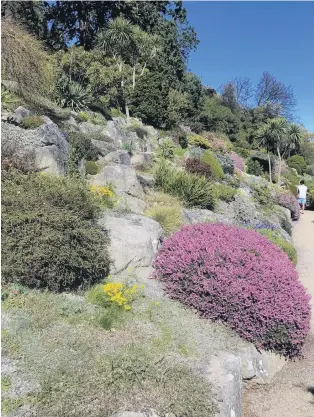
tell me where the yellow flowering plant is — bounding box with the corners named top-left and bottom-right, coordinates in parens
top-left (103, 282), bottom-right (137, 310)
top-left (90, 184), bottom-right (115, 209)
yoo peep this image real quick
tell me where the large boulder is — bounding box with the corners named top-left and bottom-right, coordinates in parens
top-left (79, 122), bottom-right (103, 134)
top-left (130, 152), bottom-right (154, 168)
top-left (92, 138), bottom-right (116, 156)
top-left (102, 117), bottom-right (159, 152)
top-left (102, 150), bottom-right (131, 166)
top-left (6, 106), bottom-right (31, 125)
top-left (206, 354), bottom-right (242, 417)
top-left (100, 213), bottom-right (163, 273)
top-left (1, 121), bottom-right (69, 175)
top-left (136, 173), bottom-right (155, 192)
top-left (89, 165), bottom-right (147, 214)
top-left (240, 345), bottom-right (286, 384)
top-left (89, 165), bottom-right (144, 200)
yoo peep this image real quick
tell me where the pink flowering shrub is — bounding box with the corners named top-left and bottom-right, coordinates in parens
top-left (154, 223), bottom-right (310, 358)
top-left (231, 151), bottom-right (245, 172)
top-left (276, 192), bottom-right (300, 221)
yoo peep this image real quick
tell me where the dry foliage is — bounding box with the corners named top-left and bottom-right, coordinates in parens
top-left (1, 21), bottom-right (56, 99)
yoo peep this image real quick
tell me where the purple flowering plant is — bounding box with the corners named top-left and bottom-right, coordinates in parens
top-left (154, 223), bottom-right (310, 358)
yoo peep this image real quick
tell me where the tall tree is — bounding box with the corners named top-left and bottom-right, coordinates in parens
top-left (254, 72), bottom-right (296, 120)
top-left (1, 0), bottom-right (47, 39)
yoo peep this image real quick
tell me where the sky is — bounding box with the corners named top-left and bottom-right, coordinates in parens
top-left (184, 1), bottom-right (314, 132)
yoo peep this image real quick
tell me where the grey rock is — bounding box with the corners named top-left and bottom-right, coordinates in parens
top-left (137, 173), bottom-right (155, 192)
top-left (131, 152), bottom-right (154, 168)
top-left (100, 213), bottom-right (163, 273)
top-left (117, 194), bottom-right (148, 215)
top-left (63, 116), bottom-right (81, 132)
top-left (182, 208), bottom-right (233, 225)
top-left (101, 117), bottom-right (159, 152)
top-left (7, 106), bottom-right (31, 125)
top-left (240, 345), bottom-right (286, 384)
top-left (206, 354), bottom-right (242, 417)
top-left (92, 138), bottom-right (116, 156)
top-left (103, 150), bottom-right (131, 166)
top-left (89, 165), bottom-right (145, 200)
top-left (1, 122), bottom-right (69, 175)
top-left (79, 121), bottom-right (102, 134)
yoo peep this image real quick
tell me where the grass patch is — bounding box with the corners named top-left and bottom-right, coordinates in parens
top-left (21, 115), bottom-right (44, 129)
top-left (2, 289), bottom-right (217, 417)
top-left (2, 398), bottom-right (23, 415)
top-left (1, 376), bottom-right (12, 392)
top-left (145, 205), bottom-right (183, 236)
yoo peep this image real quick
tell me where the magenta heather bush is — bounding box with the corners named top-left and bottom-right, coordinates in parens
top-left (154, 223), bottom-right (310, 358)
top-left (231, 151), bottom-right (245, 172)
top-left (276, 192), bottom-right (300, 221)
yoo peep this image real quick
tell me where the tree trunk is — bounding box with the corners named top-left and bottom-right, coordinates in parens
top-left (277, 146), bottom-right (282, 185)
top-left (132, 66), bottom-right (136, 89)
top-left (125, 103), bottom-right (130, 120)
top-left (267, 152), bottom-right (272, 183)
top-left (140, 62), bottom-right (147, 76)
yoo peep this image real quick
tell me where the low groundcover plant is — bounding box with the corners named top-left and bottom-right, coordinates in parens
top-left (154, 223), bottom-right (311, 358)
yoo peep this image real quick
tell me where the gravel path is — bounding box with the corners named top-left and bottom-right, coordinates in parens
top-left (243, 210), bottom-right (314, 417)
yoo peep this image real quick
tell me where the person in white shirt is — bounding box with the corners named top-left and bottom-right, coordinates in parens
top-left (297, 180), bottom-right (308, 214)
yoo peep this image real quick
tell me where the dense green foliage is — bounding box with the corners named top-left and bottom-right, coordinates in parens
top-left (287, 155), bottom-right (307, 174)
top-left (247, 159), bottom-right (264, 176)
top-left (154, 159), bottom-right (215, 209)
top-left (200, 150), bottom-right (224, 180)
top-left (2, 169), bottom-right (110, 291)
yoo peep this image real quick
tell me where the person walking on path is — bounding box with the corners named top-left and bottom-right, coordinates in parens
top-left (297, 180), bottom-right (308, 214)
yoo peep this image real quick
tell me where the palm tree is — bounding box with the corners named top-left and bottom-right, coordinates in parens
top-left (256, 123), bottom-right (274, 182)
top-left (266, 118), bottom-right (288, 185)
top-left (96, 17), bottom-right (136, 119)
top-left (285, 123), bottom-right (302, 158)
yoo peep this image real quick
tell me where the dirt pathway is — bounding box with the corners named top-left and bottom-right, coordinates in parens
top-left (243, 210), bottom-right (314, 417)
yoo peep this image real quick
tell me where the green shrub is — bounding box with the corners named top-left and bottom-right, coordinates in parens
top-left (85, 161), bottom-right (101, 175)
top-left (173, 147), bottom-right (187, 158)
top-left (76, 111), bottom-right (90, 122)
top-left (247, 159), bottom-right (264, 176)
top-left (185, 158), bottom-right (213, 178)
top-left (159, 139), bottom-right (175, 159)
top-left (251, 184), bottom-right (274, 207)
top-left (283, 170), bottom-right (300, 187)
top-left (287, 155), bottom-right (307, 174)
top-left (307, 190), bottom-right (314, 210)
top-left (154, 160), bottom-right (215, 209)
top-left (67, 132), bottom-right (99, 174)
top-left (109, 107), bottom-right (125, 118)
top-left (2, 169), bottom-right (110, 291)
top-left (21, 115), bottom-right (44, 129)
top-left (56, 76), bottom-right (92, 111)
top-left (145, 205), bottom-right (183, 236)
top-left (233, 147), bottom-right (251, 158)
top-left (200, 150), bottom-right (224, 180)
top-left (305, 164), bottom-right (314, 176)
top-left (187, 134), bottom-right (210, 149)
top-left (256, 229), bottom-right (297, 265)
top-left (178, 133), bottom-right (188, 149)
top-left (213, 184), bottom-right (237, 202)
